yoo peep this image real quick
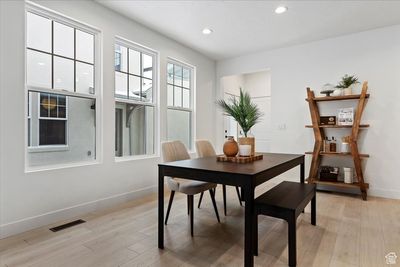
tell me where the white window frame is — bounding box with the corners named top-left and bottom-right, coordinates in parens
top-left (166, 58), bottom-right (196, 151)
top-left (25, 2), bottom-right (102, 172)
top-left (114, 36), bottom-right (160, 161)
top-left (36, 93), bottom-right (68, 149)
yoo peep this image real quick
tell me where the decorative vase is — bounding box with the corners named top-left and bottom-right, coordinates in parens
top-left (238, 136), bottom-right (255, 156)
top-left (223, 136), bottom-right (238, 157)
top-left (332, 88), bottom-right (342, 96)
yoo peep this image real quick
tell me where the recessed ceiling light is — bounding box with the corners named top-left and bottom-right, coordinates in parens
top-left (202, 28), bottom-right (213, 35)
top-left (275, 6), bottom-right (288, 14)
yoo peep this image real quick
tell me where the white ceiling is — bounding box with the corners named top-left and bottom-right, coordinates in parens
top-left (97, 1), bottom-right (400, 60)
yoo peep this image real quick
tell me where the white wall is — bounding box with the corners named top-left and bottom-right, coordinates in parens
top-left (217, 24), bottom-right (400, 199)
top-left (0, 0), bottom-right (216, 238)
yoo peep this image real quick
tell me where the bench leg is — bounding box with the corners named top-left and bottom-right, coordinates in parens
top-left (253, 214), bottom-right (258, 256)
top-left (288, 214), bottom-right (297, 267)
top-left (311, 195), bottom-right (316, 226)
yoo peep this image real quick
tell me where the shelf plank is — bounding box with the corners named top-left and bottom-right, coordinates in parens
top-left (305, 94), bottom-right (370, 102)
top-left (305, 151), bottom-right (369, 158)
top-left (305, 124), bottom-right (370, 128)
top-left (307, 178), bottom-right (369, 189)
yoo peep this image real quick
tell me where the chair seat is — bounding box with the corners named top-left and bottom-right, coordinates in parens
top-left (255, 181), bottom-right (316, 213)
top-left (167, 177), bottom-right (217, 195)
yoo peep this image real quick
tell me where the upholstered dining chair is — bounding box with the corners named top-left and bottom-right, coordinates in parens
top-left (161, 140), bottom-right (220, 236)
top-left (196, 140), bottom-right (243, 216)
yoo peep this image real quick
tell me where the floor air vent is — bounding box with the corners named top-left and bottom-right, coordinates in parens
top-left (49, 219), bottom-right (86, 232)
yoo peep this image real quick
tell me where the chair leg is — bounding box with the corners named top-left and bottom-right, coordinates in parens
top-left (311, 195), bottom-right (316, 226)
top-left (197, 192), bottom-right (204, 209)
top-left (288, 214), bottom-right (297, 267)
top-left (165, 191), bottom-right (175, 225)
top-left (209, 189), bottom-right (220, 223)
top-left (235, 186), bottom-right (243, 206)
top-left (187, 195), bottom-right (190, 215)
top-left (253, 214), bottom-right (258, 256)
top-left (188, 195), bottom-right (194, 236)
top-left (222, 185), bottom-right (227, 216)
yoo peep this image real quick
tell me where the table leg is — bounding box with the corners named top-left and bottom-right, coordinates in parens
top-left (300, 162), bottom-right (305, 184)
top-left (158, 166), bottom-right (164, 249)
top-left (243, 185), bottom-right (255, 267)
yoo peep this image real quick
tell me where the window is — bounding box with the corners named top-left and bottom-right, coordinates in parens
top-left (26, 6), bottom-right (99, 168)
top-left (38, 93), bottom-right (67, 146)
top-left (167, 61), bottom-right (194, 149)
top-left (114, 39), bottom-right (157, 157)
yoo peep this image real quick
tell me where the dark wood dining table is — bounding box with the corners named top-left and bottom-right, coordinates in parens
top-left (158, 152), bottom-right (305, 267)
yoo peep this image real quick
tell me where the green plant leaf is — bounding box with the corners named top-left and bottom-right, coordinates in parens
top-left (216, 88), bottom-right (263, 137)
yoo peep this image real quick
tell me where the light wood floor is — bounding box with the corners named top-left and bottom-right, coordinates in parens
top-left (1, 181), bottom-right (399, 267)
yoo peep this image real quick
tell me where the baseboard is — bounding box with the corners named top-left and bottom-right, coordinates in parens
top-left (368, 188), bottom-right (400, 200)
top-left (0, 185), bottom-right (157, 239)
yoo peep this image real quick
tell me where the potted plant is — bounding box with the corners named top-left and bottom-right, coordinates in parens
top-left (217, 88), bottom-right (262, 156)
top-left (336, 74), bottom-right (360, 96)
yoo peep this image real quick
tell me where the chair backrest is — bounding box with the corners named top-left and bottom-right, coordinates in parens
top-left (196, 140), bottom-right (216, 158)
top-left (161, 140), bottom-right (190, 163)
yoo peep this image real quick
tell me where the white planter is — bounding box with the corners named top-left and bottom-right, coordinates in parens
top-left (238, 145), bottom-right (251, 156)
top-left (343, 85), bottom-right (354, 95)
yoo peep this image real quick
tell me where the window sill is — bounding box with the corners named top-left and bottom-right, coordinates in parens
top-left (25, 160), bottom-right (100, 173)
top-left (28, 145), bottom-right (69, 153)
top-left (115, 154), bottom-right (160, 162)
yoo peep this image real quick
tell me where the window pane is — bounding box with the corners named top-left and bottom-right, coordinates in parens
top-left (142, 54), bottom-right (152, 79)
top-left (183, 68), bottom-right (190, 88)
top-left (54, 56), bottom-right (74, 91)
top-left (182, 89), bottom-right (190, 108)
top-left (27, 12), bottom-right (51, 52)
top-left (142, 78), bottom-right (152, 102)
top-left (174, 86), bottom-right (182, 107)
top-left (167, 85), bottom-right (173, 106)
top-left (167, 63), bottom-right (174, 84)
top-left (28, 91), bottom-right (96, 167)
top-left (53, 22), bottom-right (74, 58)
top-left (40, 94), bottom-right (49, 117)
top-left (129, 75), bottom-right (141, 100)
top-left (49, 94), bottom-right (58, 118)
top-left (76, 30), bottom-right (94, 63)
top-left (167, 109), bottom-right (191, 149)
top-left (128, 49), bottom-right (140, 76)
top-left (39, 120), bottom-right (66, 145)
top-left (76, 62), bottom-right (94, 94)
top-left (174, 65), bottom-right (182, 86)
top-left (115, 71), bottom-right (128, 98)
top-left (27, 50), bottom-right (51, 88)
top-left (115, 45), bottom-right (127, 72)
top-left (115, 102), bottom-right (154, 156)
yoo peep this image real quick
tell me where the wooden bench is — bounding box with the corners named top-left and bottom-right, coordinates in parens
top-left (254, 181), bottom-right (316, 267)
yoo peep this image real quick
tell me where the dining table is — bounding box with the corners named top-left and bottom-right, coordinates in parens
top-left (158, 152), bottom-right (305, 267)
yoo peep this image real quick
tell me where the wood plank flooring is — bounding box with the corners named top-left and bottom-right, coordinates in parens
top-left (0, 181), bottom-right (399, 267)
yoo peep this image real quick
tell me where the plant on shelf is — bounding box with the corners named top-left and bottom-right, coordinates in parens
top-left (217, 88), bottom-right (262, 156)
top-left (335, 74), bottom-right (360, 95)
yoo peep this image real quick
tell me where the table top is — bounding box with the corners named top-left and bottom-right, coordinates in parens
top-left (159, 153), bottom-right (304, 176)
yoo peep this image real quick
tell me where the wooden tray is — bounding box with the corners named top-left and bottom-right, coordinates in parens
top-left (216, 154), bottom-right (263, 163)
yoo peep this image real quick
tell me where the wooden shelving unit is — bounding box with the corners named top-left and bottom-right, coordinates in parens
top-left (305, 81), bottom-right (370, 200)
top-left (305, 124), bottom-right (369, 128)
top-left (304, 151), bottom-right (369, 158)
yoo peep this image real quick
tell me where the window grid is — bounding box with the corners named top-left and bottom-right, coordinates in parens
top-left (114, 44), bottom-right (153, 103)
top-left (26, 11), bottom-right (95, 95)
top-left (167, 63), bottom-right (191, 109)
